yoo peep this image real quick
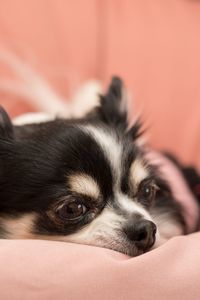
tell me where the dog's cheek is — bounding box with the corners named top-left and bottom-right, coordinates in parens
top-left (59, 208), bottom-right (125, 245)
top-left (0, 214), bottom-right (37, 239)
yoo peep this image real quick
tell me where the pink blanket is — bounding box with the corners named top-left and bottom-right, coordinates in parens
top-left (0, 235), bottom-right (200, 300)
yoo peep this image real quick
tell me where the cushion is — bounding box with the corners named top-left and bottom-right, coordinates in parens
top-left (0, 235), bottom-right (200, 300)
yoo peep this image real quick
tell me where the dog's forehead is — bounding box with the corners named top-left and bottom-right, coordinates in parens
top-left (12, 122), bottom-right (150, 204)
top-left (82, 125), bottom-right (149, 182)
top-left (16, 121), bottom-right (148, 193)
top-left (63, 124), bottom-right (149, 198)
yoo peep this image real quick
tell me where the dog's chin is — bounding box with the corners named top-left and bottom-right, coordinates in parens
top-left (90, 236), bottom-right (157, 257)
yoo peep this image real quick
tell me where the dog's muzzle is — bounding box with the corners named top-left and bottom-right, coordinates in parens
top-left (124, 220), bottom-right (157, 251)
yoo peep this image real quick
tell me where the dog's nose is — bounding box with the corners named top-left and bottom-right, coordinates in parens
top-left (125, 220), bottom-right (157, 251)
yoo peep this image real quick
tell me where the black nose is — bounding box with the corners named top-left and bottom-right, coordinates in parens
top-left (124, 220), bottom-right (157, 251)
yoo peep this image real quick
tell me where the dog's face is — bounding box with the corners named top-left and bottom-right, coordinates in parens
top-left (0, 77), bottom-right (185, 256)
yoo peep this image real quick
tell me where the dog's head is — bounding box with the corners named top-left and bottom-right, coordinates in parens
top-left (0, 77), bottom-right (185, 256)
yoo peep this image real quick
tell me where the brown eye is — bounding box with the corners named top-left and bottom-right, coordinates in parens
top-left (57, 200), bottom-right (87, 221)
top-left (138, 180), bottom-right (158, 206)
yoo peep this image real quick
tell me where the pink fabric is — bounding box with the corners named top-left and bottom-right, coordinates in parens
top-left (146, 151), bottom-right (199, 233)
top-left (0, 236), bottom-right (200, 300)
top-left (0, 0), bottom-right (199, 168)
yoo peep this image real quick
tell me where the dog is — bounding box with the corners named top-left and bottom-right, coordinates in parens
top-left (0, 77), bottom-right (199, 256)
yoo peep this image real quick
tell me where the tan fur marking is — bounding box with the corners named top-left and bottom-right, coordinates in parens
top-left (1, 214), bottom-right (36, 239)
top-left (68, 174), bottom-right (100, 199)
top-left (130, 159), bottom-right (149, 187)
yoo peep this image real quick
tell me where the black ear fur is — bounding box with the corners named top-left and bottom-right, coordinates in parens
top-left (86, 76), bottom-right (142, 139)
top-left (87, 76), bottom-right (128, 131)
top-left (0, 106), bottom-right (14, 140)
top-left (126, 119), bottom-right (143, 140)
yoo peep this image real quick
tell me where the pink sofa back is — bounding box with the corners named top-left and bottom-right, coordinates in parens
top-left (0, 0), bottom-right (199, 167)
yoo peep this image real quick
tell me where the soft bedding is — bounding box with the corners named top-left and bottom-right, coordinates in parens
top-left (0, 235), bottom-right (200, 300)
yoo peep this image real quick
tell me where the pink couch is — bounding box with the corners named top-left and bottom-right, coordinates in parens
top-left (0, 1), bottom-right (200, 299)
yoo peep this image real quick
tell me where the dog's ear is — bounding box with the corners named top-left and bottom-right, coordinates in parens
top-left (86, 76), bottom-right (142, 139)
top-left (86, 76), bottom-right (128, 131)
top-left (0, 106), bottom-right (14, 140)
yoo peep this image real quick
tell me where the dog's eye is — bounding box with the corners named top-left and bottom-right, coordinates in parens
top-left (57, 200), bottom-right (87, 221)
top-left (138, 180), bottom-right (158, 206)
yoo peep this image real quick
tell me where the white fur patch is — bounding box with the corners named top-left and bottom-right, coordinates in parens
top-left (13, 112), bottom-right (54, 125)
top-left (70, 80), bottom-right (102, 118)
top-left (83, 126), bottom-right (122, 183)
top-left (116, 193), bottom-right (152, 221)
top-left (68, 173), bottom-right (100, 199)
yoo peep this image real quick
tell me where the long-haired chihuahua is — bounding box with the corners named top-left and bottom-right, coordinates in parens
top-left (0, 77), bottom-right (199, 256)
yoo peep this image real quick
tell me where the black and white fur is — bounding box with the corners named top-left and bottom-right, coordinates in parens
top-left (0, 77), bottom-right (198, 256)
